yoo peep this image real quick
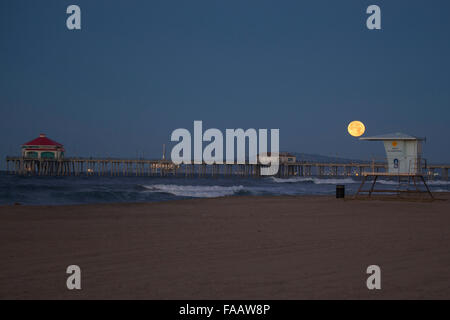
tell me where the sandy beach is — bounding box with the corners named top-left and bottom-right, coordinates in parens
top-left (1, 194), bottom-right (450, 299)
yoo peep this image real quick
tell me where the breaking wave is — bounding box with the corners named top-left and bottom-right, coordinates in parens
top-left (376, 179), bottom-right (450, 186)
top-left (271, 176), bottom-right (450, 187)
top-left (426, 180), bottom-right (450, 186)
top-left (376, 180), bottom-right (399, 185)
top-left (142, 184), bottom-right (247, 198)
top-left (270, 177), bottom-right (357, 184)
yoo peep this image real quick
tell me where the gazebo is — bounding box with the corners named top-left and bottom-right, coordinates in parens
top-left (22, 134), bottom-right (65, 159)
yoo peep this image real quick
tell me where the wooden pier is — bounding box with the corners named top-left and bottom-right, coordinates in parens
top-left (4, 156), bottom-right (450, 180)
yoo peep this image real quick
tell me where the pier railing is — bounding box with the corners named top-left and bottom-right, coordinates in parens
top-left (4, 156), bottom-right (449, 179)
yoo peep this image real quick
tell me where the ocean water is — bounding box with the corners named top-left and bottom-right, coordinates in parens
top-left (0, 172), bottom-right (448, 205)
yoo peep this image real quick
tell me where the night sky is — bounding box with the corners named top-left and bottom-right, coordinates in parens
top-left (1, 0), bottom-right (449, 165)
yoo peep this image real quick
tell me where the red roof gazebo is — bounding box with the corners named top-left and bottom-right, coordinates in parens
top-left (22, 134), bottom-right (65, 159)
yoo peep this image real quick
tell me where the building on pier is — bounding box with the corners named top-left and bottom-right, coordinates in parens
top-left (22, 134), bottom-right (65, 159)
top-left (258, 152), bottom-right (296, 164)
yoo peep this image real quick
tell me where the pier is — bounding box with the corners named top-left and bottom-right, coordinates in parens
top-left (5, 157), bottom-right (450, 180)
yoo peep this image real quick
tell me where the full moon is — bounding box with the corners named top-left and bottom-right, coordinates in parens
top-left (347, 120), bottom-right (365, 137)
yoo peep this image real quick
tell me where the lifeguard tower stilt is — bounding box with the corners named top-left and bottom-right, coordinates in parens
top-left (354, 133), bottom-right (433, 199)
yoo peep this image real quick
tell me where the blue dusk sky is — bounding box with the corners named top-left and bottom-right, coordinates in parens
top-left (1, 0), bottom-right (449, 164)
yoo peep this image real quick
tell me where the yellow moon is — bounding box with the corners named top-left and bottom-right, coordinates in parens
top-left (347, 120), bottom-right (365, 137)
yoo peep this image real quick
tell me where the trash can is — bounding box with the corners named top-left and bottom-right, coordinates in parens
top-left (336, 185), bottom-right (345, 198)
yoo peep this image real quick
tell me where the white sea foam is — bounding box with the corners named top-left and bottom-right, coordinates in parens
top-left (426, 180), bottom-right (450, 186)
top-left (376, 179), bottom-right (399, 185)
top-left (142, 184), bottom-right (245, 198)
top-left (377, 179), bottom-right (450, 186)
top-left (433, 189), bottom-right (450, 192)
top-left (270, 177), bottom-right (357, 184)
top-left (270, 176), bottom-right (450, 187)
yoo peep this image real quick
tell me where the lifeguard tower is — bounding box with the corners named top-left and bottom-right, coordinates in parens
top-left (355, 132), bottom-right (433, 199)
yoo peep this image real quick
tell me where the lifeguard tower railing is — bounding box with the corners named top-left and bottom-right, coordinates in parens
top-left (355, 157), bottom-right (434, 199)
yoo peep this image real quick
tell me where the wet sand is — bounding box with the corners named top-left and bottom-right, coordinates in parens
top-left (1, 195), bottom-right (450, 299)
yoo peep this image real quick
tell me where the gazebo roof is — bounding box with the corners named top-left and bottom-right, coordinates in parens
top-left (23, 134), bottom-right (63, 147)
top-left (360, 132), bottom-right (425, 141)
